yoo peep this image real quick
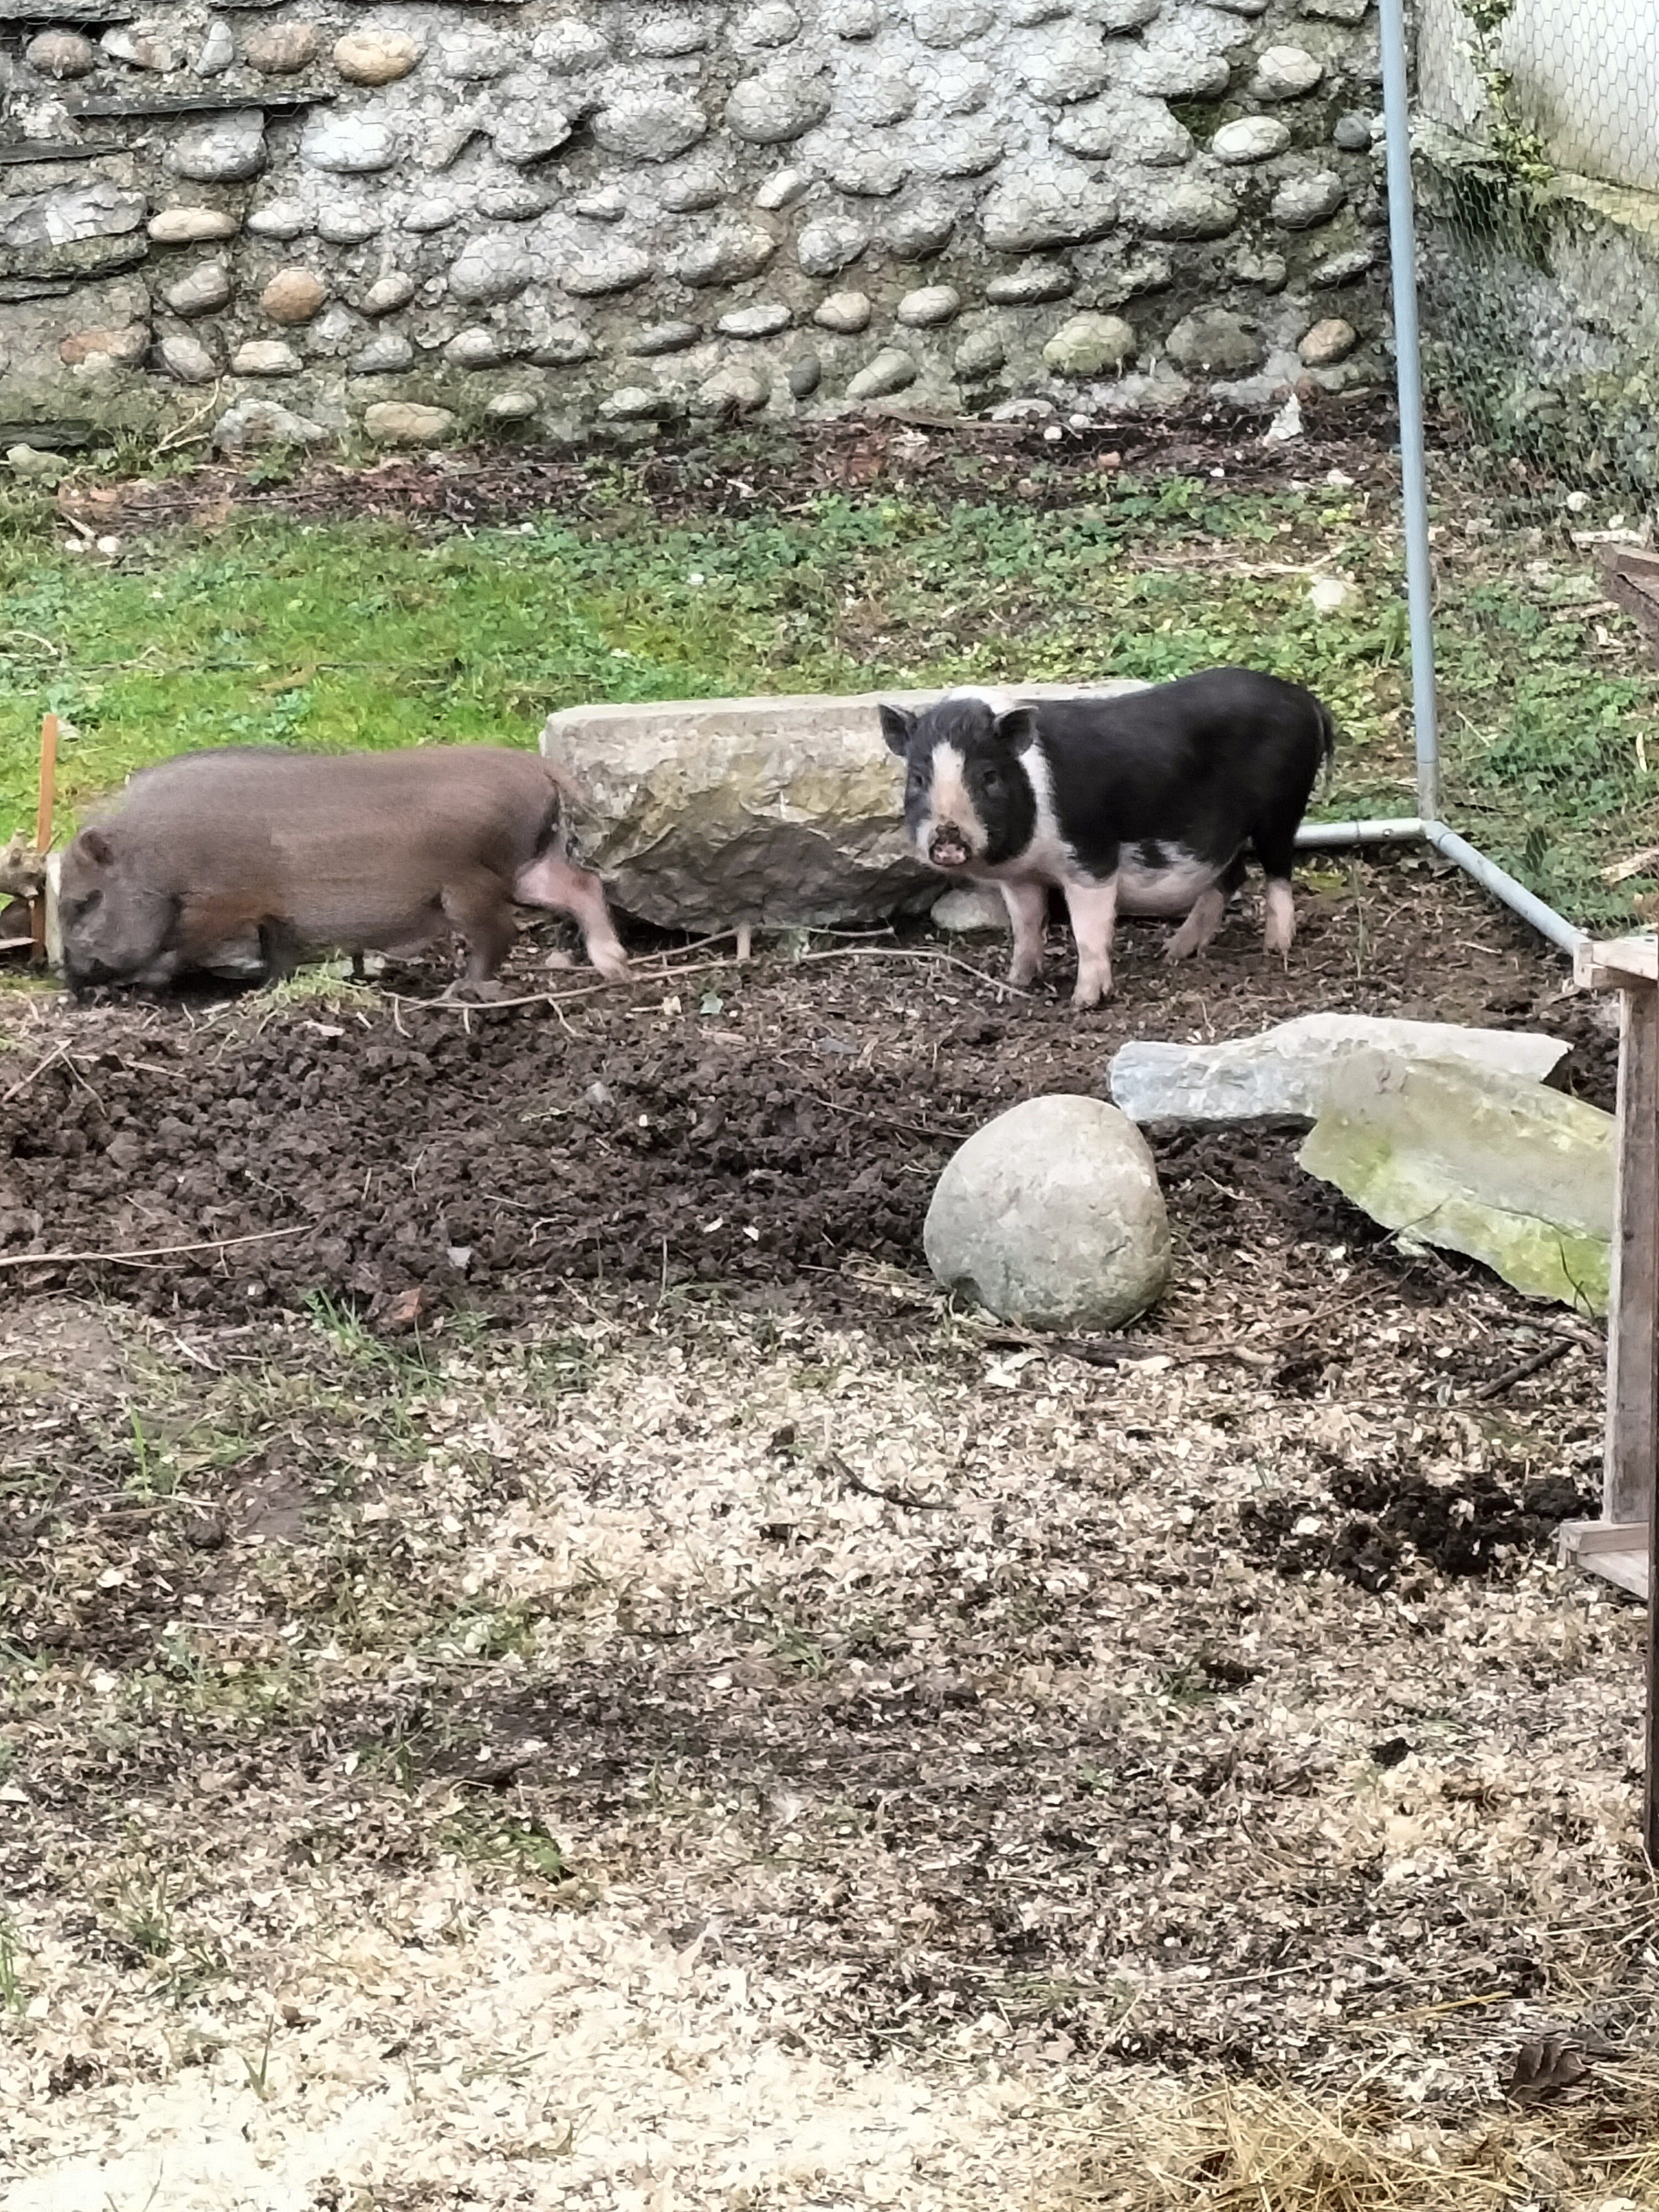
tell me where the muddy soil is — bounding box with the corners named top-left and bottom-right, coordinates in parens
top-left (0, 853), bottom-right (1608, 1343)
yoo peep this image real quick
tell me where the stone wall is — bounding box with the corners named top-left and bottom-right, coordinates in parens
top-left (1, 0), bottom-right (1386, 450)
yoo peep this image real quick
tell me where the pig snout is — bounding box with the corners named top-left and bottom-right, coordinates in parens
top-left (927, 826), bottom-right (973, 868)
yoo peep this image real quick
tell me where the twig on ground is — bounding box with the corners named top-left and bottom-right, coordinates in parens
top-left (973, 1324), bottom-right (1274, 1370)
top-left (823, 1448), bottom-right (952, 1512)
top-left (0, 1043), bottom-right (69, 1105)
top-left (1473, 1340), bottom-right (1573, 1400)
top-left (793, 944), bottom-right (1031, 998)
top-left (0, 1226), bottom-right (306, 1272)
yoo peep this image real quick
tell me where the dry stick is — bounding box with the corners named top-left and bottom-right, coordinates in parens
top-left (794, 943), bottom-right (1032, 998)
top-left (383, 951), bottom-right (742, 1016)
top-left (0, 1225), bottom-right (307, 1272)
top-left (822, 1448), bottom-right (951, 1514)
top-left (0, 1042), bottom-right (69, 1107)
top-left (1473, 1339), bottom-right (1573, 1401)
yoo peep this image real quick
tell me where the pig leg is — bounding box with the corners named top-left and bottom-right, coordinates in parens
top-left (258, 918), bottom-right (302, 985)
top-left (1164, 888), bottom-right (1227, 962)
top-left (515, 847), bottom-right (629, 982)
top-left (999, 878), bottom-right (1049, 987)
top-left (1063, 875), bottom-right (1119, 1008)
top-left (1251, 828), bottom-right (1298, 957)
top-left (441, 872), bottom-right (518, 991)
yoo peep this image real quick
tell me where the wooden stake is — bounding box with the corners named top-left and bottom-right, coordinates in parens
top-left (29, 711), bottom-right (58, 964)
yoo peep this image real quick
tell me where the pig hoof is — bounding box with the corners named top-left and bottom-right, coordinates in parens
top-left (543, 948), bottom-right (576, 972)
top-left (591, 950), bottom-right (630, 983)
top-left (444, 979), bottom-right (504, 1004)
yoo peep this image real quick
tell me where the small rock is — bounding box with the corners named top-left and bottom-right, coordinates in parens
top-left (445, 326), bottom-right (500, 367)
top-left (260, 268), bottom-right (326, 324)
top-left (911, 122), bottom-right (1008, 178)
top-left (1115, 33), bottom-right (1229, 100)
top-left (243, 21), bottom-right (318, 74)
top-left (1016, 22), bottom-right (1110, 103)
top-left (159, 331), bottom-right (218, 383)
top-left (480, 185), bottom-right (548, 222)
top-left (360, 272), bottom-right (416, 316)
top-left (196, 19), bottom-right (234, 72)
top-left (830, 152), bottom-right (910, 197)
top-left (168, 112), bottom-right (267, 184)
top-left (1307, 575), bottom-right (1358, 613)
top-left (1055, 93), bottom-right (1192, 166)
top-left (839, 60), bottom-right (917, 126)
top-left (1096, 0), bottom-right (1160, 23)
top-left (488, 391), bottom-right (539, 420)
top-left (25, 30), bottom-right (96, 77)
top-left (363, 401), bottom-right (457, 445)
top-left (632, 320), bottom-right (702, 356)
top-left (658, 165), bottom-right (726, 212)
top-left (886, 197), bottom-right (957, 259)
top-left (1333, 110), bottom-right (1374, 151)
top-left (1211, 115), bottom-right (1291, 163)
top-left (593, 90), bottom-right (709, 162)
top-left (599, 384), bottom-right (684, 421)
top-left (1252, 44), bottom-right (1323, 98)
top-left (847, 347), bottom-right (917, 400)
top-left (813, 290), bottom-right (872, 333)
top-left (671, 222), bottom-right (775, 286)
top-left (1123, 173), bottom-right (1239, 239)
top-left (755, 168), bottom-right (810, 211)
top-left (492, 111), bottom-right (576, 165)
top-left (725, 64), bottom-right (833, 143)
top-left (437, 27), bottom-right (512, 77)
top-left (954, 324), bottom-right (1005, 378)
top-left (925, 1095), bottom-right (1172, 1331)
top-left (1302, 0), bottom-right (1371, 17)
top-left (796, 216), bottom-right (868, 278)
top-left (1312, 245), bottom-right (1377, 286)
top-left (987, 260), bottom-right (1073, 305)
top-left (213, 397), bottom-right (327, 452)
top-left (529, 325), bottom-right (595, 366)
top-left (533, 16), bottom-right (608, 69)
top-left (333, 30), bottom-right (422, 84)
top-left (231, 340), bottom-right (301, 376)
top-left (299, 114), bottom-right (399, 174)
top-left (1228, 245), bottom-right (1288, 289)
top-left (693, 363), bottom-right (772, 417)
top-left (448, 236), bottom-right (534, 304)
top-left (1272, 168), bottom-right (1347, 228)
top-left (317, 205), bottom-right (380, 246)
top-left (1298, 315), bottom-right (1357, 365)
top-left (351, 332), bottom-right (414, 373)
top-left (101, 23), bottom-right (179, 69)
top-left (561, 243), bottom-right (653, 295)
top-left (1262, 390), bottom-right (1302, 444)
top-left (1044, 311), bottom-right (1135, 375)
top-left (786, 352), bottom-right (821, 397)
top-left (637, 15), bottom-right (708, 55)
top-left (910, 0), bottom-right (994, 45)
top-left (1165, 306), bottom-right (1259, 373)
top-left (827, 0), bottom-right (879, 32)
top-left (897, 284), bottom-right (961, 327)
top-left (6, 445), bottom-right (70, 484)
top-left (931, 885), bottom-right (1006, 932)
top-left (247, 201), bottom-right (310, 241)
top-left (717, 302), bottom-right (792, 337)
top-left (148, 206), bottom-right (238, 244)
top-left (981, 164), bottom-right (1116, 252)
top-left (164, 262), bottom-right (231, 317)
top-left (59, 324), bottom-right (148, 366)
top-left (740, 1), bottom-right (801, 43)
top-left (404, 200), bottom-right (461, 233)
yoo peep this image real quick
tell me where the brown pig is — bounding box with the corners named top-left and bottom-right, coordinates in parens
top-left (58, 743), bottom-right (630, 995)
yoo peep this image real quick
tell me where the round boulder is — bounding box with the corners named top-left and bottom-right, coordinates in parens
top-left (924, 1094), bottom-right (1171, 1331)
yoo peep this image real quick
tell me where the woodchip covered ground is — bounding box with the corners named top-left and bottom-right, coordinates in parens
top-left (3, 843), bottom-right (1657, 2212)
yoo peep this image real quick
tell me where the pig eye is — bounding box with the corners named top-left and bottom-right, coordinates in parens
top-left (982, 767), bottom-right (1004, 792)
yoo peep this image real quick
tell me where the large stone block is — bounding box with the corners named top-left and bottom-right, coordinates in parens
top-left (537, 682), bottom-right (1142, 931)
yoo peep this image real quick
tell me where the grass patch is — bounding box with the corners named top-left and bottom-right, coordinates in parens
top-left (2, 460), bottom-right (1655, 926)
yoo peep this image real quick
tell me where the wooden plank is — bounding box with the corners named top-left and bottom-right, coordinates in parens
top-left (1608, 983), bottom-right (1659, 1528)
top-left (67, 92), bottom-right (326, 117)
top-left (1588, 1548), bottom-right (1648, 1601)
top-left (0, 141), bottom-right (124, 164)
top-left (1562, 1518), bottom-right (1648, 1557)
top-left (1577, 937), bottom-right (1659, 989)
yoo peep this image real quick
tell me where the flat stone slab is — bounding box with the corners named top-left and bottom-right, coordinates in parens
top-left (1298, 1053), bottom-right (1613, 1314)
top-left (539, 681), bottom-right (1146, 932)
top-left (1109, 1014), bottom-right (1573, 1125)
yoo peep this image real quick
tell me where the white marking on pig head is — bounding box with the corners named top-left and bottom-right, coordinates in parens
top-left (914, 739), bottom-right (988, 869)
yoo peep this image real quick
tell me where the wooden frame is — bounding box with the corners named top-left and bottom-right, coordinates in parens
top-left (1562, 935), bottom-right (1659, 1857)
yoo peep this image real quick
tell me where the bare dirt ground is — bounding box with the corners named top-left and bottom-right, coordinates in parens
top-left (3, 852), bottom-right (1656, 2212)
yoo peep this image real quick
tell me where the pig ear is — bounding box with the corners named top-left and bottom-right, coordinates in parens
top-left (878, 705), bottom-right (916, 757)
top-left (78, 827), bottom-right (116, 867)
top-left (994, 708), bottom-right (1039, 754)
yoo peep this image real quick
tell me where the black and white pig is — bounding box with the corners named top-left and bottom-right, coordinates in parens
top-left (879, 667), bottom-right (1334, 1006)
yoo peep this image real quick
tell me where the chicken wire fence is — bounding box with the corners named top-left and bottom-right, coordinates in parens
top-left (1374, 0), bottom-right (1659, 935)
